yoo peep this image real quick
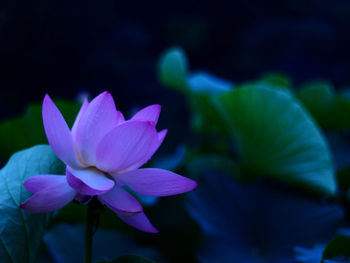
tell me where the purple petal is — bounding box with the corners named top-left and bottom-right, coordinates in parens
top-left (131, 105), bottom-right (161, 124)
top-left (99, 185), bottom-right (142, 215)
top-left (42, 95), bottom-right (83, 169)
top-left (117, 110), bottom-right (125, 125)
top-left (158, 129), bottom-right (167, 144)
top-left (21, 175), bottom-right (75, 213)
top-left (74, 193), bottom-right (92, 204)
top-left (23, 174), bottom-right (66, 193)
top-left (71, 99), bottom-right (89, 141)
top-left (125, 129), bottom-right (168, 171)
top-left (117, 211), bottom-right (158, 233)
top-left (66, 166), bottom-right (114, 195)
top-left (75, 91), bottom-right (119, 166)
top-left (116, 168), bottom-right (198, 196)
top-left (96, 121), bottom-right (159, 173)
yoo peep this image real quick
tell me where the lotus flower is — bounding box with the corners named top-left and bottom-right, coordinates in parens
top-left (20, 91), bottom-right (197, 233)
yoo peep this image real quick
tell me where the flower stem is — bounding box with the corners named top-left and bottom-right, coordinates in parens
top-left (84, 198), bottom-right (99, 263)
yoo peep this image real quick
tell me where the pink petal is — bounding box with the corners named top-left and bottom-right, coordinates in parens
top-left (75, 91), bottom-right (119, 166)
top-left (116, 168), bottom-right (198, 196)
top-left (96, 121), bottom-right (159, 173)
top-left (131, 104), bottom-right (161, 125)
top-left (71, 99), bottom-right (89, 141)
top-left (20, 175), bottom-right (76, 213)
top-left (23, 174), bottom-right (66, 193)
top-left (66, 166), bottom-right (114, 195)
top-left (158, 129), bottom-right (167, 144)
top-left (117, 110), bottom-right (125, 125)
top-left (116, 211), bottom-right (158, 233)
top-left (99, 185), bottom-right (142, 215)
top-left (125, 129), bottom-right (168, 171)
top-left (42, 95), bottom-right (83, 169)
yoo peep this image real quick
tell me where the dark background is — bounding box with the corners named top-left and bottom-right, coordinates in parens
top-left (1, 0), bottom-right (350, 119)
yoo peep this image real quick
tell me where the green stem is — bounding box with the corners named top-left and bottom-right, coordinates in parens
top-left (84, 198), bottom-right (98, 263)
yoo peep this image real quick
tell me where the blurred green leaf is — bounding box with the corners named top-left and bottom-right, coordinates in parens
top-left (217, 85), bottom-right (336, 195)
top-left (322, 231), bottom-right (350, 262)
top-left (324, 132), bottom-right (350, 170)
top-left (259, 72), bottom-right (291, 89)
top-left (336, 169), bottom-right (350, 194)
top-left (0, 100), bottom-right (81, 162)
top-left (100, 255), bottom-right (155, 263)
top-left (297, 81), bottom-right (350, 130)
top-left (187, 71), bottom-right (233, 95)
top-left (186, 154), bottom-right (241, 180)
top-left (158, 46), bottom-right (232, 135)
top-left (158, 47), bottom-right (189, 93)
top-left (295, 241), bottom-right (350, 263)
top-left (189, 93), bottom-right (228, 134)
top-left (0, 145), bottom-right (64, 263)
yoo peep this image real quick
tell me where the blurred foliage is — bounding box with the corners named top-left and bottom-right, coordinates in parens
top-left (185, 154), bottom-right (241, 180)
top-left (297, 81), bottom-right (350, 130)
top-left (158, 48), bottom-right (232, 136)
top-left (159, 47), bottom-right (337, 196)
top-left (158, 47), bottom-right (189, 93)
top-left (259, 72), bottom-right (292, 89)
top-left (43, 224), bottom-right (162, 263)
top-left (322, 230), bottom-right (350, 262)
top-left (295, 230), bottom-right (350, 263)
top-left (187, 72), bottom-right (233, 95)
top-left (157, 46), bottom-right (350, 262)
top-left (218, 85), bottom-right (335, 195)
top-left (0, 145), bottom-right (64, 263)
top-left (188, 172), bottom-right (344, 263)
top-left (295, 244), bottom-right (326, 263)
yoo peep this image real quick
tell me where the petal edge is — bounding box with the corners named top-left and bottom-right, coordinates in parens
top-left (116, 168), bottom-right (198, 196)
top-left (66, 167), bottom-right (114, 195)
top-left (99, 185), bottom-right (142, 215)
top-left (116, 212), bottom-right (158, 233)
top-left (96, 121), bottom-right (159, 173)
top-left (74, 91), bottom-right (119, 166)
top-left (131, 104), bottom-right (161, 124)
top-left (42, 94), bottom-right (83, 169)
top-left (21, 175), bottom-right (75, 213)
